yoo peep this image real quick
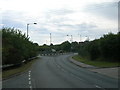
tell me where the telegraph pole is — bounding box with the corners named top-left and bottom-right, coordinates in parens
top-left (50, 33), bottom-right (52, 45)
top-left (71, 35), bottom-right (73, 43)
top-left (78, 33), bottom-right (81, 42)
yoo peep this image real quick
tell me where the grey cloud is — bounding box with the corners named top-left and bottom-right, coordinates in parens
top-left (47, 8), bottom-right (74, 15)
top-left (56, 23), bottom-right (97, 30)
top-left (84, 2), bottom-right (118, 20)
top-left (44, 8), bottom-right (75, 23)
top-left (2, 11), bottom-right (26, 29)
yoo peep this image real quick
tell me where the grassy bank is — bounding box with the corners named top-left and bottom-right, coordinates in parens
top-left (72, 55), bottom-right (120, 67)
top-left (2, 59), bottom-right (38, 79)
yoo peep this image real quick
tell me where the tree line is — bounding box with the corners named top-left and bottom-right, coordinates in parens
top-left (78, 32), bottom-right (120, 62)
top-left (2, 27), bottom-right (119, 65)
top-left (39, 32), bottom-right (120, 62)
top-left (2, 27), bottom-right (39, 65)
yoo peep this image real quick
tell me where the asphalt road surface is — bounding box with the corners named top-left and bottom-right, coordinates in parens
top-left (2, 54), bottom-right (118, 89)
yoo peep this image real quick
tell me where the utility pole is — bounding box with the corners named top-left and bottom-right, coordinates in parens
top-left (67, 34), bottom-right (73, 43)
top-left (78, 33), bottom-right (81, 42)
top-left (71, 35), bottom-right (73, 43)
top-left (80, 35), bottom-right (81, 42)
top-left (85, 36), bottom-right (89, 41)
top-left (66, 35), bottom-right (69, 41)
top-left (50, 33), bottom-right (52, 45)
top-left (46, 40), bottom-right (47, 45)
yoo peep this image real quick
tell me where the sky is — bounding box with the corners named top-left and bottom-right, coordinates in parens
top-left (0, 0), bottom-right (119, 45)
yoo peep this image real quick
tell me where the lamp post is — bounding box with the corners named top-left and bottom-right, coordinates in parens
top-left (27, 23), bottom-right (37, 37)
top-left (66, 34), bottom-right (73, 43)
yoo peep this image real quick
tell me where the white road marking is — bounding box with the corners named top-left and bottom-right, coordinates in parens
top-left (28, 78), bottom-right (31, 80)
top-left (29, 74), bottom-right (31, 77)
top-left (95, 85), bottom-right (106, 90)
top-left (28, 71), bottom-right (32, 89)
top-left (29, 81), bottom-right (31, 84)
top-left (30, 86), bottom-right (32, 88)
top-left (29, 71), bottom-right (31, 73)
top-left (95, 85), bottom-right (101, 88)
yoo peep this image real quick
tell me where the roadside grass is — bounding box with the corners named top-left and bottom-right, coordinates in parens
top-left (72, 55), bottom-right (120, 67)
top-left (2, 59), bottom-right (38, 79)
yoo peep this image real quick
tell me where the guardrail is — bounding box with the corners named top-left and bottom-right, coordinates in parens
top-left (39, 52), bottom-right (72, 56)
top-left (2, 56), bottom-right (39, 70)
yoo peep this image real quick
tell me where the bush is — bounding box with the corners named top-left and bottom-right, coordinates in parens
top-left (78, 32), bottom-right (120, 62)
top-left (2, 27), bottom-right (39, 65)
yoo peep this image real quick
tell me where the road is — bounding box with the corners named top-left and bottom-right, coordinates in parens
top-left (2, 54), bottom-right (118, 89)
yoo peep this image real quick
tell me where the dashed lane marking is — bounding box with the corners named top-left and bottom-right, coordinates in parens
top-left (29, 74), bottom-right (31, 77)
top-left (29, 71), bottom-right (31, 73)
top-left (28, 78), bottom-right (31, 80)
top-left (29, 81), bottom-right (31, 85)
top-left (30, 86), bottom-right (32, 88)
top-left (28, 70), bottom-right (32, 89)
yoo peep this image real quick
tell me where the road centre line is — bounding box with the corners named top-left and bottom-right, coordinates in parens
top-left (29, 74), bottom-right (31, 77)
top-left (29, 71), bottom-right (31, 73)
top-left (30, 86), bottom-right (32, 88)
top-left (29, 81), bottom-right (31, 85)
top-left (28, 71), bottom-right (32, 89)
top-left (28, 78), bottom-right (31, 80)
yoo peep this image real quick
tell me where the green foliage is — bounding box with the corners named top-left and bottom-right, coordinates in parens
top-left (39, 41), bottom-right (71, 53)
top-left (61, 41), bottom-right (71, 52)
top-left (71, 42), bottom-right (79, 52)
top-left (2, 27), bottom-right (39, 65)
top-left (78, 32), bottom-right (120, 62)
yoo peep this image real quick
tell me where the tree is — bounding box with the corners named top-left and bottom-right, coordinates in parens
top-left (61, 41), bottom-right (71, 52)
top-left (2, 27), bottom-right (39, 65)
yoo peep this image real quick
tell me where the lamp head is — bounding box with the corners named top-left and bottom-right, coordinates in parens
top-left (34, 23), bottom-right (37, 24)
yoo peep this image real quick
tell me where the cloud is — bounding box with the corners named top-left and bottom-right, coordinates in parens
top-left (84, 2), bottom-right (118, 21)
top-left (47, 8), bottom-right (75, 15)
top-left (1, 0), bottom-right (118, 45)
top-left (2, 11), bottom-right (27, 29)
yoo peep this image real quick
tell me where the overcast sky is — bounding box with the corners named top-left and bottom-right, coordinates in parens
top-left (0, 0), bottom-right (119, 45)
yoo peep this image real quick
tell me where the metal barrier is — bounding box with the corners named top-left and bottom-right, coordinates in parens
top-left (40, 53), bottom-right (69, 56)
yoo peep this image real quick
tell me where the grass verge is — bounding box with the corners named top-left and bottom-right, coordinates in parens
top-left (2, 59), bottom-right (37, 79)
top-left (72, 55), bottom-right (120, 67)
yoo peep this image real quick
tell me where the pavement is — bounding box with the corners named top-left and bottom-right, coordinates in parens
top-left (2, 54), bottom-right (118, 88)
top-left (69, 54), bottom-right (119, 79)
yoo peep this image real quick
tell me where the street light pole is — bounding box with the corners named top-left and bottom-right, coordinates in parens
top-left (26, 23), bottom-right (37, 38)
top-left (50, 33), bottom-right (52, 45)
top-left (27, 24), bottom-right (29, 38)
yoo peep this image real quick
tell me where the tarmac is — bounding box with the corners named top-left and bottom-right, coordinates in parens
top-left (69, 55), bottom-right (119, 79)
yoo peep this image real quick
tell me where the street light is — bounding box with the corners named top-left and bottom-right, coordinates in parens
top-left (27, 23), bottom-right (37, 37)
top-left (66, 34), bottom-right (73, 43)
